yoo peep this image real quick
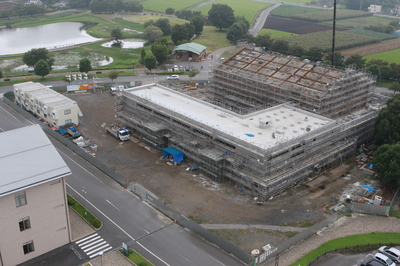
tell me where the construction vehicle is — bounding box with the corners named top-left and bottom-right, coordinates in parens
top-left (105, 125), bottom-right (130, 141)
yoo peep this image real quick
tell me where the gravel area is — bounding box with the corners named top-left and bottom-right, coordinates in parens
top-left (263, 213), bottom-right (400, 266)
top-left (69, 206), bottom-right (95, 242)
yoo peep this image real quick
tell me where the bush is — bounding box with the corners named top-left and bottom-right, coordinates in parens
top-left (96, 71), bottom-right (102, 74)
top-left (4, 78), bottom-right (10, 81)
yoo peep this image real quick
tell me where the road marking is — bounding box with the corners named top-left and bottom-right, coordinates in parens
top-left (58, 149), bottom-right (104, 183)
top-left (66, 184), bottom-right (170, 266)
top-left (75, 233), bottom-right (111, 259)
top-left (76, 233), bottom-right (98, 244)
top-left (0, 105), bottom-right (20, 121)
top-left (106, 199), bottom-right (120, 211)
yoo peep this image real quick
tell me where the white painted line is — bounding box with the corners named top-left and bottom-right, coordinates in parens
top-left (0, 105), bottom-right (20, 121)
top-left (106, 199), bottom-right (120, 211)
top-left (80, 237), bottom-right (102, 249)
top-left (89, 246), bottom-right (112, 258)
top-left (67, 184), bottom-right (170, 266)
top-left (76, 233), bottom-right (98, 244)
top-left (58, 150), bottom-right (104, 183)
top-left (84, 241), bottom-right (107, 253)
top-left (86, 244), bottom-right (110, 256)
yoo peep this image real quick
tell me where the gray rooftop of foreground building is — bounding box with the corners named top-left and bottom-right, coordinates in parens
top-left (125, 84), bottom-right (335, 149)
top-left (0, 124), bottom-right (71, 196)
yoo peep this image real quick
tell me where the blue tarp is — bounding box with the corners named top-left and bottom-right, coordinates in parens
top-left (362, 185), bottom-right (375, 193)
top-left (162, 147), bottom-right (184, 162)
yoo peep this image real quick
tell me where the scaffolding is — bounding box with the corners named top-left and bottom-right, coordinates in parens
top-left (114, 49), bottom-right (385, 200)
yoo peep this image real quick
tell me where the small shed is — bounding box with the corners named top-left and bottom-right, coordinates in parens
top-left (162, 147), bottom-right (184, 162)
top-left (173, 42), bottom-right (207, 61)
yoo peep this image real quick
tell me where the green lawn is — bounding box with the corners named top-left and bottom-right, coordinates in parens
top-left (193, 26), bottom-right (232, 53)
top-left (258, 29), bottom-right (296, 38)
top-left (142, 0), bottom-right (205, 13)
top-left (67, 194), bottom-right (102, 229)
top-left (365, 48), bottom-right (400, 64)
top-left (195, 0), bottom-right (273, 23)
top-left (291, 232), bottom-right (400, 266)
top-left (119, 249), bottom-right (154, 266)
top-left (125, 14), bottom-right (188, 26)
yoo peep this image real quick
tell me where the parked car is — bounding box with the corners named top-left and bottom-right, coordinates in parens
top-left (173, 65), bottom-right (178, 71)
top-left (167, 75), bottom-right (179, 80)
top-left (185, 66), bottom-right (190, 71)
top-left (361, 260), bottom-right (386, 266)
top-left (179, 66), bottom-right (184, 71)
top-left (373, 253), bottom-right (396, 266)
top-left (378, 246), bottom-right (400, 264)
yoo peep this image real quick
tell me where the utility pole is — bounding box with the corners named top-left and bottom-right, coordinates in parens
top-left (331, 0), bottom-right (337, 67)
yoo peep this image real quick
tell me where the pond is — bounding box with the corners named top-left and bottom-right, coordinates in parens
top-left (0, 22), bottom-right (101, 56)
top-left (101, 38), bottom-right (147, 49)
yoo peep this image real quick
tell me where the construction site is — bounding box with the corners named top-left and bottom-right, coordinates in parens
top-left (114, 47), bottom-right (387, 200)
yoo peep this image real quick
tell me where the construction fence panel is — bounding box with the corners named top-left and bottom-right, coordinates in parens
top-left (349, 202), bottom-right (389, 216)
top-left (145, 193), bottom-right (253, 265)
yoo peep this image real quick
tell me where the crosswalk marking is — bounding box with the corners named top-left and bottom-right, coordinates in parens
top-left (75, 233), bottom-right (112, 259)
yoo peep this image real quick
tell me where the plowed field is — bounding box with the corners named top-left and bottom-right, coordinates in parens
top-left (340, 39), bottom-right (400, 58)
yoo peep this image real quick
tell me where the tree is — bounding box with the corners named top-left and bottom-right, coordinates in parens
top-left (345, 54), bottom-right (366, 69)
top-left (79, 58), bottom-right (92, 73)
top-left (144, 54), bottom-right (157, 71)
top-left (165, 7), bottom-right (175, 15)
top-left (111, 27), bottom-right (123, 41)
top-left (145, 25), bottom-right (163, 43)
top-left (175, 10), bottom-right (201, 20)
top-left (374, 94), bottom-right (400, 145)
top-left (107, 70), bottom-right (119, 82)
top-left (151, 38), bottom-right (170, 65)
top-left (34, 59), bottom-right (50, 79)
top-left (390, 63), bottom-right (400, 82)
top-left (366, 60), bottom-right (391, 81)
top-left (124, 1), bottom-right (143, 12)
top-left (389, 82), bottom-right (400, 93)
top-left (140, 48), bottom-right (146, 64)
top-left (324, 52), bottom-right (344, 67)
top-left (154, 18), bottom-right (171, 36)
top-left (226, 23), bottom-right (247, 43)
top-left (289, 45), bottom-right (305, 57)
top-left (190, 16), bottom-right (204, 36)
top-left (271, 40), bottom-right (289, 54)
top-left (171, 24), bottom-right (189, 45)
top-left (208, 4), bottom-right (235, 31)
top-left (254, 34), bottom-right (273, 50)
top-left (0, 69), bottom-right (2, 79)
top-left (371, 143), bottom-right (400, 186)
top-left (305, 47), bottom-right (323, 61)
top-left (23, 48), bottom-right (54, 68)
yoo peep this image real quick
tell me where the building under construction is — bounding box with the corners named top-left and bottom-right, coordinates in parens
top-left (115, 47), bottom-right (384, 199)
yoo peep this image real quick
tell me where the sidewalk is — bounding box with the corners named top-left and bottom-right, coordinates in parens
top-left (202, 224), bottom-right (306, 232)
top-left (262, 214), bottom-right (400, 266)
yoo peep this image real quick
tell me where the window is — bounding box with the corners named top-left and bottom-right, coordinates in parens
top-left (15, 192), bottom-right (27, 207)
top-left (23, 241), bottom-right (34, 254)
top-left (19, 217), bottom-right (31, 231)
top-left (64, 109), bottom-right (71, 115)
top-left (65, 119), bottom-right (72, 124)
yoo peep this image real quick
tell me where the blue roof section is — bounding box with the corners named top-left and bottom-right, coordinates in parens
top-left (173, 42), bottom-right (207, 55)
top-left (162, 147), bottom-right (184, 162)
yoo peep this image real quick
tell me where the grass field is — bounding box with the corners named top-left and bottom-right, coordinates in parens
top-left (271, 5), bottom-right (371, 22)
top-left (195, 0), bottom-right (273, 23)
top-left (258, 29), bottom-right (296, 38)
top-left (142, 0), bottom-right (204, 13)
top-left (291, 232), bottom-right (400, 266)
top-left (124, 14), bottom-right (188, 26)
top-left (330, 15), bottom-right (400, 28)
top-left (193, 26), bottom-right (232, 52)
top-left (278, 29), bottom-right (396, 52)
top-left (365, 48), bottom-right (400, 64)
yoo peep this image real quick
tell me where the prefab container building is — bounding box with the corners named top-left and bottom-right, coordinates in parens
top-left (13, 82), bottom-right (81, 128)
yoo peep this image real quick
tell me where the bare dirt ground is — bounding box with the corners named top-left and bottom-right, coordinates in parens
top-left (67, 91), bottom-right (381, 252)
top-left (340, 39), bottom-right (400, 58)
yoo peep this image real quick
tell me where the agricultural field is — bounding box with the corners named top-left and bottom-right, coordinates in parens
top-left (278, 29), bottom-right (397, 51)
top-left (270, 5), bottom-right (371, 22)
top-left (365, 48), bottom-right (400, 64)
top-left (124, 14), bottom-right (188, 26)
top-left (263, 16), bottom-right (348, 34)
top-left (340, 38), bottom-right (400, 59)
top-left (258, 29), bottom-right (296, 38)
top-left (194, 0), bottom-right (273, 23)
top-left (330, 15), bottom-right (400, 28)
top-left (142, 0), bottom-right (204, 13)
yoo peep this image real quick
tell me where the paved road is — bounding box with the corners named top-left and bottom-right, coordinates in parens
top-left (0, 99), bottom-right (245, 266)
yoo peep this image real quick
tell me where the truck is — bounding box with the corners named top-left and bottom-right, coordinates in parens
top-left (105, 125), bottom-right (130, 141)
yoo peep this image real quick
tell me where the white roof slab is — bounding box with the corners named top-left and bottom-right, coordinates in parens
top-left (0, 124), bottom-right (71, 196)
top-left (126, 84), bottom-right (335, 149)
